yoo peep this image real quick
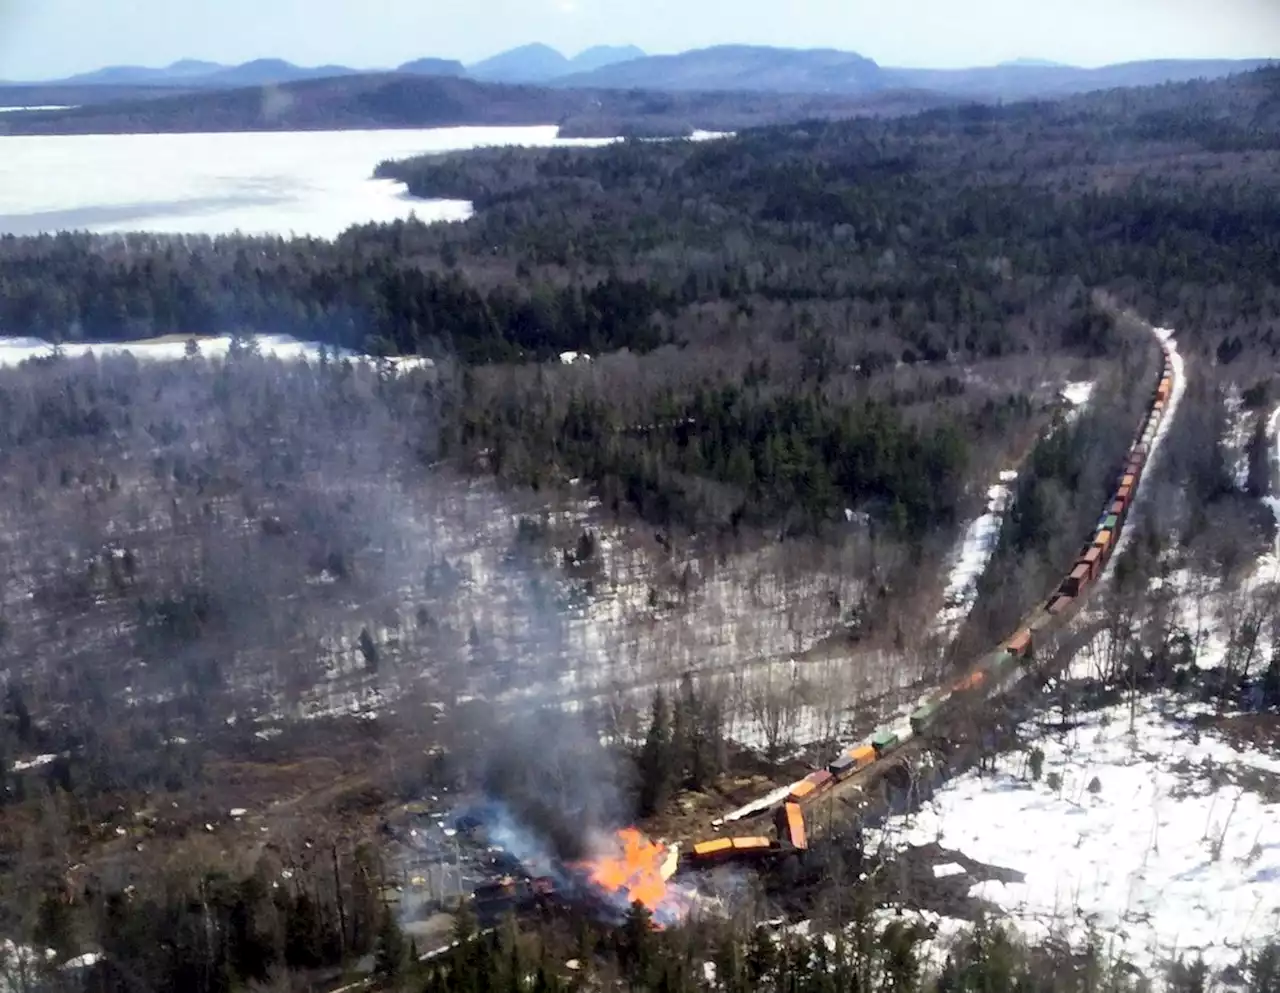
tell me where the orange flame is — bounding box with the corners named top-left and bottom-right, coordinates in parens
top-left (571, 828), bottom-right (687, 924)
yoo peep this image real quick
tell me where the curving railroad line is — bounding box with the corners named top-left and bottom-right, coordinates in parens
top-left (684, 321), bottom-right (1179, 864)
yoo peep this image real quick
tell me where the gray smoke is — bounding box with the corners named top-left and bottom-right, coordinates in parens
top-left (468, 702), bottom-right (634, 862)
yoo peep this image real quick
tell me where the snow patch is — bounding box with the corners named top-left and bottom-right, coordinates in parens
top-left (869, 693), bottom-right (1280, 976)
top-left (10, 754), bottom-right (55, 772)
top-left (936, 473), bottom-right (1018, 635)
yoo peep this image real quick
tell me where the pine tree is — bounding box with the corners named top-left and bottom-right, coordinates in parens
top-left (638, 690), bottom-right (674, 817)
top-left (1246, 415), bottom-right (1273, 499)
top-left (373, 909), bottom-right (407, 981)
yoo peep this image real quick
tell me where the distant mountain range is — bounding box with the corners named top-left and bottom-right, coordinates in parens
top-left (6, 44), bottom-right (1275, 104)
top-left (13, 45), bottom-right (647, 89)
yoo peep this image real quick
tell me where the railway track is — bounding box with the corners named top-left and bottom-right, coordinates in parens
top-left (681, 318), bottom-right (1181, 865)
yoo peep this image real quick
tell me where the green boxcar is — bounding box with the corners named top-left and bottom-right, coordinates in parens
top-left (985, 648), bottom-right (1015, 673)
top-left (871, 729), bottom-right (899, 753)
top-left (910, 702), bottom-right (940, 735)
top-left (1103, 514), bottom-right (1119, 531)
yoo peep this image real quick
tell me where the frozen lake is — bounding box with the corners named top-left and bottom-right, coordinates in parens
top-left (0, 126), bottom-right (618, 239)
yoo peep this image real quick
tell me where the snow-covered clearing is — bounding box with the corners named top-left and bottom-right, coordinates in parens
top-left (0, 332), bottom-right (433, 368)
top-left (1223, 384), bottom-right (1258, 491)
top-left (936, 470), bottom-right (1018, 636)
top-left (1062, 381), bottom-right (1096, 409)
top-left (869, 693), bottom-right (1280, 976)
top-left (0, 126), bottom-right (616, 239)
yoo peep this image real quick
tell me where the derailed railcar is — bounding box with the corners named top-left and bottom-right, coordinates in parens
top-left (775, 802), bottom-right (808, 851)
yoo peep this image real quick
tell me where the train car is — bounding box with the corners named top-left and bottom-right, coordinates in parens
top-left (1047, 592), bottom-right (1074, 615)
top-left (1093, 529), bottom-right (1114, 560)
top-left (983, 646), bottom-right (1015, 675)
top-left (775, 802), bottom-right (808, 851)
top-left (952, 669), bottom-right (986, 693)
top-left (1156, 377), bottom-right (1172, 403)
top-left (870, 728), bottom-right (899, 755)
top-left (1120, 472), bottom-right (1136, 491)
top-left (801, 769), bottom-right (834, 801)
top-left (1006, 628), bottom-right (1033, 658)
top-left (848, 744), bottom-right (876, 773)
top-left (787, 779), bottom-right (816, 803)
top-left (691, 838), bottom-right (733, 859)
top-left (1081, 545), bottom-right (1103, 581)
top-left (1061, 562), bottom-right (1090, 597)
top-left (827, 751), bottom-right (857, 780)
top-left (909, 699), bottom-right (942, 736)
top-left (731, 836), bottom-right (774, 853)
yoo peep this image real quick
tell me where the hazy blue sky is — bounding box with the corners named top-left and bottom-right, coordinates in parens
top-left (2, 0), bottom-right (1278, 80)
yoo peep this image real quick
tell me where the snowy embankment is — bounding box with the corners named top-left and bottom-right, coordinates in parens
top-left (935, 470), bottom-right (1019, 636)
top-left (1264, 406), bottom-right (1280, 545)
top-left (935, 381), bottom-right (1095, 639)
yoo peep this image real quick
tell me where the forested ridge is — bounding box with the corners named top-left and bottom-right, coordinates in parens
top-left (1, 65), bottom-right (1279, 993)
top-left (0, 72), bottom-right (949, 138)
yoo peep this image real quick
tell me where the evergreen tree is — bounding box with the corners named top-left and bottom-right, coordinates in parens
top-left (638, 690), bottom-right (675, 817)
top-left (373, 909), bottom-right (407, 981)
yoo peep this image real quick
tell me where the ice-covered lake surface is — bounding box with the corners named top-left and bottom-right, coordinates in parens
top-left (0, 125), bottom-right (622, 239)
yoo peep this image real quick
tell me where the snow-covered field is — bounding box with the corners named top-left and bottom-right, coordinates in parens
top-left (0, 332), bottom-right (434, 368)
top-left (870, 694), bottom-right (1280, 975)
top-left (0, 125), bottom-right (617, 238)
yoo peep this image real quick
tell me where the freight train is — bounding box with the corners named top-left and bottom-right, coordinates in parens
top-left (684, 340), bottom-right (1176, 868)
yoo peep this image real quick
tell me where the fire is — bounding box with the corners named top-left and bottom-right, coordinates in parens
top-left (571, 828), bottom-right (688, 925)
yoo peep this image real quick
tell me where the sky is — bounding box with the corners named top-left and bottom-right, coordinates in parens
top-left (1, 0), bottom-right (1278, 81)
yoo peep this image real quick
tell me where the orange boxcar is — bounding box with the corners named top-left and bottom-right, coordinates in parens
top-left (849, 744), bottom-right (876, 770)
top-left (777, 802), bottom-right (807, 851)
top-left (1082, 546), bottom-right (1102, 578)
top-left (731, 836), bottom-right (773, 851)
top-left (787, 780), bottom-right (816, 803)
top-left (693, 838), bottom-right (733, 858)
top-left (953, 670), bottom-right (986, 693)
top-left (1006, 629), bottom-right (1032, 657)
